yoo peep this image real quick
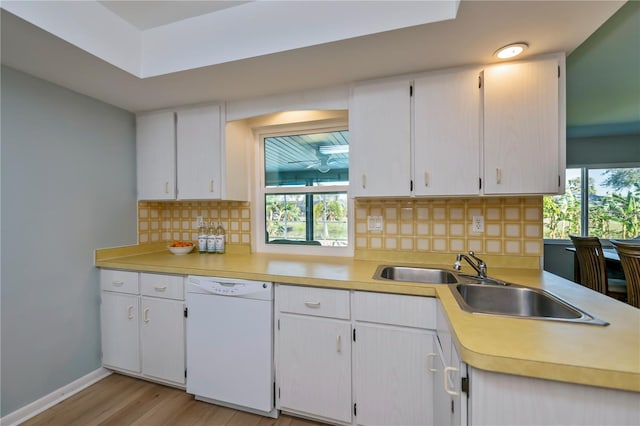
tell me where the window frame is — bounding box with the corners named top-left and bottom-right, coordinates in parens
top-left (253, 121), bottom-right (353, 256)
top-left (544, 162), bottom-right (640, 244)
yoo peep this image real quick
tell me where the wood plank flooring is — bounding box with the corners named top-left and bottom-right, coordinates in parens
top-left (21, 373), bottom-right (327, 426)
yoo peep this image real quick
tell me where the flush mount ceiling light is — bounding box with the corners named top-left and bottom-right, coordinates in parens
top-left (494, 42), bottom-right (529, 59)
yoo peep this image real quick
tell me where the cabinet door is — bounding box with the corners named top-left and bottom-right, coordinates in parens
top-left (350, 78), bottom-right (411, 197)
top-left (177, 105), bottom-right (222, 200)
top-left (354, 324), bottom-right (435, 426)
top-left (414, 69), bottom-right (481, 196)
top-left (140, 297), bottom-right (185, 385)
top-left (136, 111), bottom-right (176, 200)
top-left (483, 58), bottom-right (561, 194)
top-left (450, 344), bottom-right (465, 426)
top-left (101, 292), bottom-right (140, 373)
top-left (433, 339), bottom-right (452, 426)
top-left (277, 314), bottom-right (352, 424)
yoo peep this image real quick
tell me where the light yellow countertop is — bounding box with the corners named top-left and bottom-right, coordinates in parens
top-left (95, 245), bottom-right (640, 393)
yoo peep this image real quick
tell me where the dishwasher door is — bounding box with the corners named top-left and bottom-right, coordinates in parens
top-left (186, 278), bottom-right (274, 415)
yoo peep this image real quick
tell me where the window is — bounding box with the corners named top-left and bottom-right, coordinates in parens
top-left (544, 166), bottom-right (640, 239)
top-left (262, 129), bottom-right (349, 247)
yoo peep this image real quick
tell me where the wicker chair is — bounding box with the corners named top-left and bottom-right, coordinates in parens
top-left (569, 235), bottom-right (627, 300)
top-left (610, 240), bottom-right (640, 308)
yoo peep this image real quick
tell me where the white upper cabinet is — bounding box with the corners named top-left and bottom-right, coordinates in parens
top-left (349, 78), bottom-right (412, 197)
top-left (414, 68), bottom-right (481, 196)
top-left (483, 57), bottom-right (564, 195)
top-left (176, 105), bottom-right (222, 200)
top-left (349, 54), bottom-right (565, 198)
top-left (136, 105), bottom-right (249, 201)
top-left (137, 111), bottom-right (176, 200)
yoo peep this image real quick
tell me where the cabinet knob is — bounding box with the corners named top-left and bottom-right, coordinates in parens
top-left (304, 301), bottom-right (321, 308)
top-left (362, 174), bottom-right (367, 189)
top-left (210, 179), bottom-right (214, 192)
top-left (165, 181), bottom-right (169, 193)
top-left (112, 280), bottom-right (124, 287)
top-left (154, 285), bottom-right (167, 292)
top-left (424, 172), bottom-right (430, 187)
top-left (143, 307), bottom-right (150, 323)
top-left (127, 305), bottom-right (134, 320)
top-left (496, 168), bottom-right (502, 184)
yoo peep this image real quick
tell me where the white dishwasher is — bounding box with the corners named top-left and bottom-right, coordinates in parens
top-left (186, 275), bottom-right (277, 418)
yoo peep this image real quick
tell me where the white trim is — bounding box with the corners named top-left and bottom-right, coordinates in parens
top-left (1, 367), bottom-right (111, 426)
top-left (253, 123), bottom-right (353, 257)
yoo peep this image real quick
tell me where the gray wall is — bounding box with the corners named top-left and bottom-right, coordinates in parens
top-left (1, 66), bottom-right (137, 416)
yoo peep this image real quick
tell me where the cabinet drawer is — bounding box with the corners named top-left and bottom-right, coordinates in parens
top-left (141, 273), bottom-right (184, 300)
top-left (277, 285), bottom-right (350, 319)
top-left (100, 269), bottom-right (139, 294)
top-left (353, 291), bottom-right (436, 329)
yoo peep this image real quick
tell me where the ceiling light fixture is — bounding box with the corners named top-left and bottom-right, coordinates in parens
top-left (494, 42), bottom-right (528, 59)
top-left (318, 145), bottom-right (349, 155)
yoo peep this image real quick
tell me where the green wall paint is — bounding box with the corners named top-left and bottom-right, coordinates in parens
top-left (567, 1), bottom-right (640, 128)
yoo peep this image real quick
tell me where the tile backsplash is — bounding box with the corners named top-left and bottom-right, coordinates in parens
top-left (137, 196), bottom-right (543, 260)
top-left (354, 197), bottom-right (543, 257)
top-left (137, 201), bottom-right (251, 245)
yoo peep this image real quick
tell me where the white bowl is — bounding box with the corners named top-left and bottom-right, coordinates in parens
top-left (168, 244), bottom-right (194, 255)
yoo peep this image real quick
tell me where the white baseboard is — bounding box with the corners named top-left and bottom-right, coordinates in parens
top-left (1, 367), bottom-right (111, 426)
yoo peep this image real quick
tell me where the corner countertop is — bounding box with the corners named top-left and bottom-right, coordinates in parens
top-left (95, 245), bottom-right (640, 393)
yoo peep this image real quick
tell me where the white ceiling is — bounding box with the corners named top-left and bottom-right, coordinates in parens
top-left (0, 1), bottom-right (626, 113)
top-left (98, 1), bottom-right (252, 30)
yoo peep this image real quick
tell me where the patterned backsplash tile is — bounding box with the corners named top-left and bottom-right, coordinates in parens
top-left (137, 200), bottom-right (251, 245)
top-left (137, 196), bottom-right (543, 258)
top-left (353, 197), bottom-right (543, 257)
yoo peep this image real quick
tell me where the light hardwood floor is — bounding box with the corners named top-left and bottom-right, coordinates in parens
top-left (21, 373), bottom-right (327, 426)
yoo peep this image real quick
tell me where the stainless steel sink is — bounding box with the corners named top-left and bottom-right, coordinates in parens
top-left (456, 273), bottom-right (508, 286)
top-left (374, 265), bottom-right (458, 284)
top-left (452, 283), bottom-right (608, 326)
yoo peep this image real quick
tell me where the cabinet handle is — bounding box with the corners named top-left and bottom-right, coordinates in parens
top-left (427, 353), bottom-right (437, 372)
top-left (154, 285), bottom-right (168, 292)
top-left (424, 172), bottom-right (429, 187)
top-left (304, 301), bottom-right (321, 308)
top-left (143, 307), bottom-right (150, 323)
top-left (362, 174), bottom-right (366, 189)
top-left (209, 179), bottom-right (214, 192)
top-left (496, 168), bottom-right (502, 184)
top-left (164, 181), bottom-right (169, 193)
top-left (112, 280), bottom-right (124, 287)
top-left (444, 366), bottom-right (460, 396)
top-left (127, 305), bottom-right (134, 320)
top-left (337, 335), bottom-right (342, 353)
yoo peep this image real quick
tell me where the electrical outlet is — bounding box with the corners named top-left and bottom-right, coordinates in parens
top-left (472, 216), bottom-right (484, 233)
top-left (367, 216), bottom-right (383, 231)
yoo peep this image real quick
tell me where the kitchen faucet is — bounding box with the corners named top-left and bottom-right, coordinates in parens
top-left (454, 251), bottom-right (487, 278)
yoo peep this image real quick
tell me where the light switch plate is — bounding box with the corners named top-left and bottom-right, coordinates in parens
top-left (472, 216), bottom-right (484, 233)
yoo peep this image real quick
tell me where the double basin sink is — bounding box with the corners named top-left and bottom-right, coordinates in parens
top-left (374, 265), bottom-right (608, 326)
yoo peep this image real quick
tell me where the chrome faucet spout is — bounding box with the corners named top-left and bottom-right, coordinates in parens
top-left (453, 252), bottom-right (487, 278)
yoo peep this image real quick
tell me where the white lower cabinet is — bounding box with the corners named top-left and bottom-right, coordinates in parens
top-left (436, 301), bottom-right (466, 426)
top-left (278, 315), bottom-right (352, 423)
top-left (276, 285), bottom-right (352, 424)
top-left (101, 291), bottom-right (141, 373)
top-left (140, 296), bottom-right (186, 384)
top-left (353, 324), bottom-right (435, 425)
top-left (275, 285), bottom-right (449, 426)
top-left (100, 269), bottom-right (186, 387)
top-left (353, 291), bottom-right (438, 426)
